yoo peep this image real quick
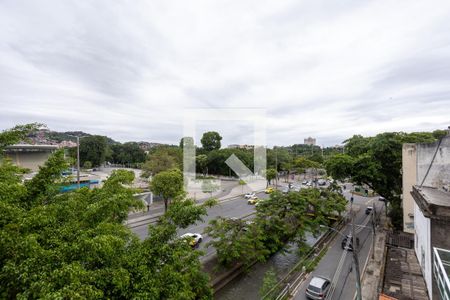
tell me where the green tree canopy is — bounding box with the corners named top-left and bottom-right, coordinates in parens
top-left (110, 142), bottom-right (146, 165)
top-left (142, 147), bottom-right (181, 176)
top-left (326, 131), bottom-right (441, 229)
top-left (150, 168), bottom-right (184, 212)
top-left (200, 131), bottom-right (222, 152)
top-left (77, 135), bottom-right (109, 167)
top-left (1, 124), bottom-right (214, 299)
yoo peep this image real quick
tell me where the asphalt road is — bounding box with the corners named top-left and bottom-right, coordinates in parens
top-left (293, 186), bottom-right (383, 300)
top-left (130, 190), bottom-right (270, 259)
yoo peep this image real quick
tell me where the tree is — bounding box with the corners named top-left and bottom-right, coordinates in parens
top-left (324, 154), bottom-right (354, 180)
top-left (78, 135), bottom-right (108, 167)
top-left (0, 151), bottom-right (212, 298)
top-left (142, 148), bottom-right (180, 177)
top-left (150, 168), bottom-right (184, 212)
top-left (326, 131), bottom-right (441, 230)
top-left (196, 154), bottom-right (208, 176)
top-left (204, 217), bottom-right (269, 268)
top-left (260, 268), bottom-right (278, 299)
top-left (0, 123), bottom-right (42, 152)
top-left (83, 161), bottom-right (92, 169)
top-left (265, 168), bottom-right (277, 187)
top-left (206, 188), bottom-right (346, 268)
top-left (200, 131), bottom-right (222, 152)
top-left (110, 142), bottom-right (146, 166)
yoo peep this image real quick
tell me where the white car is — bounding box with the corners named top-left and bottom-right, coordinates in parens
top-left (244, 192), bottom-right (256, 199)
top-left (180, 233), bottom-right (203, 248)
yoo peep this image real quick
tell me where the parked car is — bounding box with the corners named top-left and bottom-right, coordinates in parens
top-left (265, 187), bottom-right (274, 194)
top-left (180, 233), bottom-right (203, 248)
top-left (292, 185), bottom-right (301, 192)
top-left (365, 206), bottom-right (374, 215)
top-left (378, 196), bottom-right (386, 202)
top-left (341, 235), bottom-right (359, 251)
top-left (302, 180), bottom-right (308, 185)
top-left (305, 276), bottom-right (331, 299)
top-left (244, 192), bottom-right (256, 199)
top-left (247, 195), bottom-right (259, 205)
top-left (281, 187), bottom-right (290, 194)
top-left (317, 179), bottom-right (326, 186)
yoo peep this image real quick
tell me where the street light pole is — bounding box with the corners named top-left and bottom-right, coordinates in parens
top-left (76, 136), bottom-right (80, 189)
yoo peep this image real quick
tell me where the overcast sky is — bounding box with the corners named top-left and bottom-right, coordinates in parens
top-left (1, 0), bottom-right (450, 146)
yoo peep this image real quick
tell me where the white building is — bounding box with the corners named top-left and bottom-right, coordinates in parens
top-left (406, 133), bottom-right (450, 300)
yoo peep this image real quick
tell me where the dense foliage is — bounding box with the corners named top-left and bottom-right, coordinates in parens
top-left (150, 168), bottom-right (184, 212)
top-left (325, 131), bottom-right (443, 229)
top-left (0, 124), bottom-right (214, 299)
top-left (205, 187), bottom-right (346, 268)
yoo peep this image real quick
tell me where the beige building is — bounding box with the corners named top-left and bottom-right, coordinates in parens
top-left (402, 143), bottom-right (418, 233)
top-left (304, 137), bottom-right (316, 146)
top-left (4, 144), bottom-right (59, 172)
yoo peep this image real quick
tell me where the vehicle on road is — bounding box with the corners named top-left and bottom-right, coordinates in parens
top-left (291, 185), bottom-right (301, 192)
top-left (281, 187), bottom-right (290, 194)
top-left (302, 180), bottom-right (308, 185)
top-left (244, 192), bottom-right (256, 199)
top-left (317, 179), bottom-right (326, 186)
top-left (180, 233), bottom-right (203, 248)
top-left (341, 235), bottom-right (359, 251)
top-left (378, 196), bottom-right (386, 202)
top-left (247, 195), bottom-right (259, 204)
top-left (265, 187), bottom-right (274, 194)
top-left (365, 206), bottom-right (374, 215)
top-left (305, 276), bottom-right (331, 299)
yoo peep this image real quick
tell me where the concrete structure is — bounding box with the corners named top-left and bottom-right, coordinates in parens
top-left (403, 143), bottom-right (418, 233)
top-left (4, 144), bottom-right (59, 171)
top-left (409, 133), bottom-right (450, 300)
top-left (304, 137), bottom-right (316, 145)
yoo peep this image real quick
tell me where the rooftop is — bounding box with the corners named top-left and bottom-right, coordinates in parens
top-left (412, 185), bottom-right (450, 219)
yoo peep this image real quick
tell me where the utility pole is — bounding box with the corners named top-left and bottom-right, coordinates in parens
top-left (76, 136), bottom-right (80, 189)
top-left (275, 147), bottom-right (278, 190)
top-left (350, 193), bottom-right (362, 300)
top-left (371, 205), bottom-right (376, 259)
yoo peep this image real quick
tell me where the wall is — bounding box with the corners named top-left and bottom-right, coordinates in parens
top-left (402, 144), bottom-right (417, 233)
top-left (5, 151), bottom-right (53, 172)
top-left (417, 136), bottom-right (450, 190)
top-left (430, 218), bottom-right (450, 300)
top-left (414, 202), bottom-right (433, 299)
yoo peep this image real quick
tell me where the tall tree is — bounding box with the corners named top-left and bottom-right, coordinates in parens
top-left (150, 168), bottom-right (184, 212)
top-left (0, 133), bottom-right (213, 298)
top-left (79, 135), bottom-right (108, 167)
top-left (265, 168), bottom-right (277, 187)
top-left (142, 147), bottom-right (181, 176)
top-left (200, 131), bottom-right (222, 152)
top-left (196, 154), bottom-right (208, 176)
top-left (326, 131), bottom-right (440, 229)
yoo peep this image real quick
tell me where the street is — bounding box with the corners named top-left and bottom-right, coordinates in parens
top-left (130, 191), bottom-right (270, 258)
top-left (293, 187), bottom-right (383, 300)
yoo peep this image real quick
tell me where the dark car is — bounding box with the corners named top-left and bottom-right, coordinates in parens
top-left (341, 235), bottom-right (359, 251)
top-left (305, 276), bottom-right (331, 299)
top-left (365, 206), bottom-right (374, 215)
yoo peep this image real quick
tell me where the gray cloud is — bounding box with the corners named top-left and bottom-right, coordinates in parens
top-left (1, 0), bottom-right (450, 146)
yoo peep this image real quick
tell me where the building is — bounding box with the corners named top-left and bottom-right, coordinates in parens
top-left (304, 137), bottom-right (316, 146)
top-left (227, 144), bottom-right (254, 150)
top-left (405, 132), bottom-right (450, 299)
top-left (3, 144), bottom-right (59, 172)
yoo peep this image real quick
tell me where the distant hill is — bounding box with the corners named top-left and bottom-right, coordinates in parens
top-left (28, 129), bottom-right (119, 145)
